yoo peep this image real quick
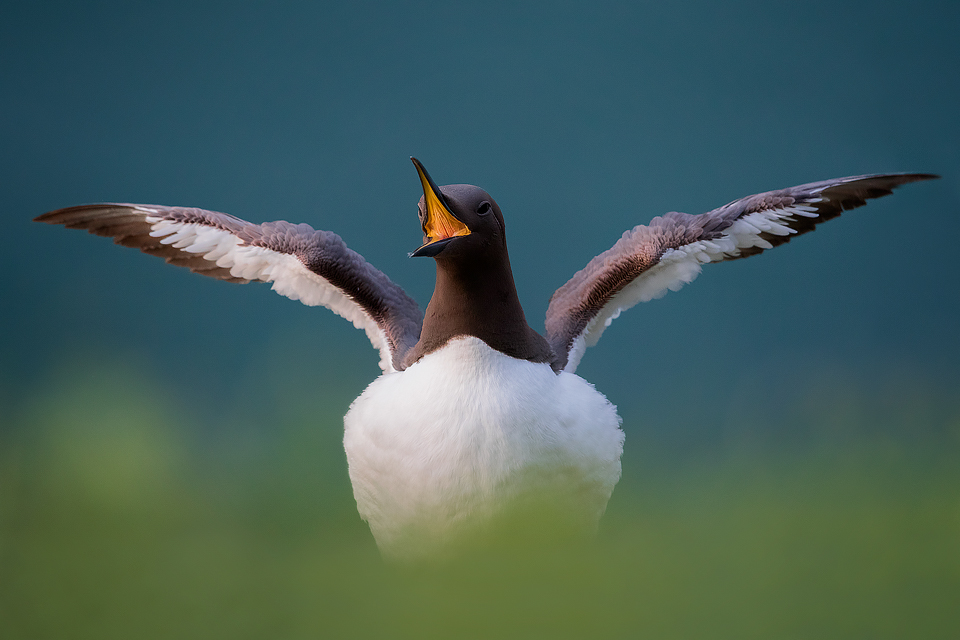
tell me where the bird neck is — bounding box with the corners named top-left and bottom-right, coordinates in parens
top-left (404, 250), bottom-right (555, 368)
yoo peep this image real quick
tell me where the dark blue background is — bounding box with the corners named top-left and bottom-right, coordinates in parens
top-left (4, 1), bottom-right (957, 449)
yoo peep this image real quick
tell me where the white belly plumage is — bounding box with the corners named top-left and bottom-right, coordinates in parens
top-left (343, 336), bottom-right (624, 561)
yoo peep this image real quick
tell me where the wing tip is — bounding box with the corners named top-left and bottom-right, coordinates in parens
top-left (33, 203), bottom-right (149, 225)
top-left (884, 172), bottom-right (940, 186)
top-left (33, 205), bottom-right (85, 224)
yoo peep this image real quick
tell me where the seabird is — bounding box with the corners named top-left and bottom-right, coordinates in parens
top-left (35, 160), bottom-right (936, 560)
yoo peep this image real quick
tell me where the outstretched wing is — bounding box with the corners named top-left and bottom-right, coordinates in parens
top-left (545, 173), bottom-right (938, 373)
top-left (35, 204), bottom-right (423, 373)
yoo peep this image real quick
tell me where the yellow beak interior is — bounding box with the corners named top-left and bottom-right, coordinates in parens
top-left (414, 161), bottom-right (471, 246)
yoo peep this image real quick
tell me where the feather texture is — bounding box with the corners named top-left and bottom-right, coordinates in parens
top-left (35, 204), bottom-right (423, 372)
top-left (545, 173), bottom-right (938, 372)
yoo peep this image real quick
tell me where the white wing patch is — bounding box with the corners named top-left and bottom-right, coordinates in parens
top-left (145, 211), bottom-right (397, 373)
top-left (563, 202), bottom-right (821, 372)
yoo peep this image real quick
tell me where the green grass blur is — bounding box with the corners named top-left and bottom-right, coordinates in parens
top-left (2, 358), bottom-right (958, 639)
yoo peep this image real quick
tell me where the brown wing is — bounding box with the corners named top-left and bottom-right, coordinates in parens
top-left (545, 173), bottom-right (938, 373)
top-left (36, 204), bottom-right (423, 373)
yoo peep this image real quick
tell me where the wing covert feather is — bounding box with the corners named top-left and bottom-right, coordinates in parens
top-left (35, 204), bottom-right (422, 372)
top-left (545, 173), bottom-right (937, 373)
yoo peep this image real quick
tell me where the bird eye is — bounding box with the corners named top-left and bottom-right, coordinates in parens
top-left (477, 201), bottom-right (492, 216)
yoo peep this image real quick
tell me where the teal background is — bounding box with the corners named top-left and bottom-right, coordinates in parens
top-left (2, 1), bottom-right (958, 637)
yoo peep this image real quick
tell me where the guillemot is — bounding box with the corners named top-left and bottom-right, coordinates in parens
top-left (35, 160), bottom-right (936, 560)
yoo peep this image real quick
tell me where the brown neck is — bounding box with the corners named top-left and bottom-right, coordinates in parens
top-left (403, 250), bottom-right (555, 368)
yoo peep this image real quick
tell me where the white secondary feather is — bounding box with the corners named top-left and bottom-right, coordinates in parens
top-left (143, 209), bottom-right (397, 372)
top-left (344, 336), bottom-right (625, 561)
top-left (563, 202), bottom-right (823, 373)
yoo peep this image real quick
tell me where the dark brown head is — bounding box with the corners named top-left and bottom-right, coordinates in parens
top-left (403, 158), bottom-right (556, 369)
top-left (410, 157), bottom-right (507, 262)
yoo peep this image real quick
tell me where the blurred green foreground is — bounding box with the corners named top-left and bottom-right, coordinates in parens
top-left (1, 359), bottom-right (958, 639)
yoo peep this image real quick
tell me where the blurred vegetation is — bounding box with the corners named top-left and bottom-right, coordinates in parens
top-left (1, 357), bottom-right (958, 639)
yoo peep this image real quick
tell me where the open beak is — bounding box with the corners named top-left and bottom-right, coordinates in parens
top-left (410, 157), bottom-right (471, 257)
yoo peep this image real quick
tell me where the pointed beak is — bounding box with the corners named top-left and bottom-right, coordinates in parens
top-left (410, 157), bottom-right (471, 257)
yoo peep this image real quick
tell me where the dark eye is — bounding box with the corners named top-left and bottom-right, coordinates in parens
top-left (476, 201), bottom-right (492, 216)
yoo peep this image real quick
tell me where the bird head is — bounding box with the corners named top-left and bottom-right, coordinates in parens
top-left (410, 157), bottom-right (505, 259)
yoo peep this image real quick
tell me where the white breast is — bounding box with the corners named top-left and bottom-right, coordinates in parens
top-left (343, 336), bottom-right (624, 561)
